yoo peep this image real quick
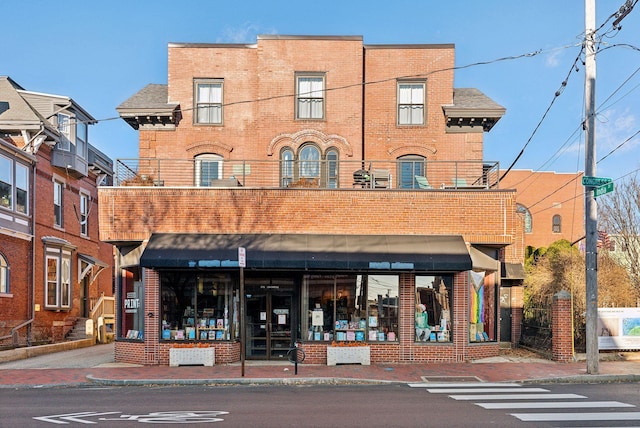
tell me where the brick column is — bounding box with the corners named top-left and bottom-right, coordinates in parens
top-left (552, 290), bottom-right (573, 362)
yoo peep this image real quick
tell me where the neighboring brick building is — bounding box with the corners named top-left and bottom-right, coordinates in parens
top-left (499, 169), bottom-right (585, 250)
top-left (102, 35), bottom-right (522, 365)
top-left (0, 76), bottom-right (114, 347)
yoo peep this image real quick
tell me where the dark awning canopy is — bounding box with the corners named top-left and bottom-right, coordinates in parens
top-left (139, 233), bottom-right (472, 272)
top-left (502, 262), bottom-right (526, 280)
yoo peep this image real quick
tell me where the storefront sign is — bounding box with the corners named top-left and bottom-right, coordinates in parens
top-left (124, 295), bottom-right (140, 314)
top-left (598, 307), bottom-right (640, 350)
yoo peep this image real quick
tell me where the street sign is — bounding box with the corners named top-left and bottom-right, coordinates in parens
top-left (238, 247), bottom-right (246, 267)
top-left (582, 176), bottom-right (612, 187)
top-left (594, 181), bottom-right (614, 197)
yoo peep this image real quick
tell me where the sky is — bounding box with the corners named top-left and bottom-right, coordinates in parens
top-left (3, 0), bottom-right (640, 181)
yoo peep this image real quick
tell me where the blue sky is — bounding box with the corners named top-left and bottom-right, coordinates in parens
top-left (3, 0), bottom-right (639, 180)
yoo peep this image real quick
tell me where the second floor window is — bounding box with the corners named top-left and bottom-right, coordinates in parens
top-left (517, 204), bottom-right (533, 233)
top-left (57, 114), bottom-right (71, 151)
top-left (397, 82), bottom-right (425, 125)
top-left (0, 253), bottom-right (8, 294)
top-left (45, 246), bottom-right (72, 310)
top-left (397, 155), bottom-right (426, 189)
top-left (80, 193), bottom-right (89, 236)
top-left (296, 74), bottom-right (324, 119)
top-left (195, 80), bottom-right (223, 124)
top-left (552, 215), bottom-right (562, 233)
top-left (195, 154), bottom-right (223, 186)
top-left (54, 180), bottom-right (63, 227)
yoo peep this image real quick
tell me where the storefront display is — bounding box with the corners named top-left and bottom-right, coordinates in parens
top-left (415, 275), bottom-right (453, 342)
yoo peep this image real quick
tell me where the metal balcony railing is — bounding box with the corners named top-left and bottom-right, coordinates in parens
top-left (113, 158), bottom-right (500, 190)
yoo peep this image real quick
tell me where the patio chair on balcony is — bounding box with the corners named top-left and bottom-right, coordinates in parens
top-left (372, 169), bottom-right (391, 188)
top-left (414, 175), bottom-right (432, 189)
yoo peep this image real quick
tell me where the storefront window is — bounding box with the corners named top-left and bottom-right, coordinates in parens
top-left (415, 275), bottom-right (453, 343)
top-left (302, 274), bottom-right (399, 343)
top-left (120, 268), bottom-right (144, 340)
top-left (469, 271), bottom-right (497, 342)
top-left (160, 272), bottom-right (235, 341)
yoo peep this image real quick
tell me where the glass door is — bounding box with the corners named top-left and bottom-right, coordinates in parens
top-left (245, 291), bottom-right (293, 359)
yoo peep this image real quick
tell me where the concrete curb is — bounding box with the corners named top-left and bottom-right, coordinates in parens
top-left (522, 374), bottom-right (640, 384)
top-left (85, 374), bottom-right (395, 387)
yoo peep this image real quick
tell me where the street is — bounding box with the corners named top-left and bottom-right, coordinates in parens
top-left (3, 382), bottom-right (640, 427)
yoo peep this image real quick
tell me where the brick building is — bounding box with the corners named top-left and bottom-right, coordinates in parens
top-left (500, 169), bottom-right (585, 249)
top-left (102, 35), bottom-right (523, 365)
top-left (0, 76), bottom-right (114, 347)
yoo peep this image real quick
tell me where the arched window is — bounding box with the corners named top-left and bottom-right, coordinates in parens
top-left (326, 148), bottom-right (339, 188)
top-left (552, 215), bottom-right (562, 233)
top-left (299, 145), bottom-right (320, 179)
top-left (281, 148), bottom-right (294, 187)
top-left (397, 155), bottom-right (426, 189)
top-left (0, 253), bottom-right (8, 293)
top-left (195, 154), bottom-right (223, 187)
top-left (516, 204), bottom-right (533, 233)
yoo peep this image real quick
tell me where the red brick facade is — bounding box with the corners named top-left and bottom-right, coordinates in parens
top-left (105, 36), bottom-right (518, 365)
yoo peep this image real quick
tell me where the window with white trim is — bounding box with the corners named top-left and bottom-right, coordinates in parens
top-left (194, 79), bottom-right (223, 124)
top-left (552, 215), bottom-right (562, 233)
top-left (0, 253), bottom-right (8, 294)
top-left (57, 113), bottom-right (71, 151)
top-left (397, 81), bottom-right (425, 125)
top-left (45, 246), bottom-right (72, 310)
top-left (54, 180), bottom-right (64, 227)
top-left (281, 149), bottom-right (294, 187)
top-left (296, 74), bottom-right (325, 119)
top-left (80, 192), bottom-right (89, 236)
top-left (195, 154), bottom-right (223, 186)
top-left (76, 120), bottom-right (88, 160)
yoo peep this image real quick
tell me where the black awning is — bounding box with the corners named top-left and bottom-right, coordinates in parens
top-left (502, 262), bottom-right (526, 280)
top-left (139, 233), bottom-right (472, 272)
top-left (469, 246), bottom-right (499, 272)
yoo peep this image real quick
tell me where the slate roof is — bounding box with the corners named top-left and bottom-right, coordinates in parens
top-left (449, 88), bottom-right (505, 113)
top-left (116, 84), bottom-right (177, 111)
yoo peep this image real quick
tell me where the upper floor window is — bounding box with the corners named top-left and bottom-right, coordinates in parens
top-left (45, 245), bottom-right (72, 310)
top-left (0, 253), bottom-right (8, 294)
top-left (54, 180), bottom-right (64, 227)
top-left (279, 144), bottom-right (338, 188)
top-left (552, 215), bottom-right (562, 233)
top-left (397, 155), bottom-right (426, 189)
top-left (0, 155), bottom-right (29, 215)
top-left (76, 120), bottom-right (88, 160)
top-left (57, 114), bottom-right (71, 151)
top-left (517, 204), bottom-right (533, 233)
top-left (397, 81), bottom-right (425, 125)
top-left (281, 149), bottom-right (294, 187)
top-left (195, 154), bottom-right (223, 186)
top-left (80, 192), bottom-right (89, 237)
top-left (296, 74), bottom-right (325, 120)
top-left (194, 79), bottom-right (223, 125)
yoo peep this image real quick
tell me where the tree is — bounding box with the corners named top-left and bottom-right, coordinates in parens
top-left (599, 173), bottom-right (640, 296)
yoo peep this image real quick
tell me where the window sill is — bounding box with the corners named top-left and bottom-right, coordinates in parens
top-left (0, 293), bottom-right (13, 298)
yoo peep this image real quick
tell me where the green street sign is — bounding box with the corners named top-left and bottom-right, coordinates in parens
top-left (582, 176), bottom-right (612, 187)
top-left (594, 181), bottom-right (614, 197)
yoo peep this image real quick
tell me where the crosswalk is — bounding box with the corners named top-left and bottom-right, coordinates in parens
top-left (408, 381), bottom-right (639, 426)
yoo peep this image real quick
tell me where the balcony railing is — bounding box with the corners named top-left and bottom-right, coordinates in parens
top-left (113, 158), bottom-right (500, 190)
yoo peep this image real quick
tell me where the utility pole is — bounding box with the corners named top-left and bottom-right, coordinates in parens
top-left (584, 0), bottom-right (599, 375)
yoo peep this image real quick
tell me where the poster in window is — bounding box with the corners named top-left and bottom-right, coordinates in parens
top-left (312, 310), bottom-right (324, 327)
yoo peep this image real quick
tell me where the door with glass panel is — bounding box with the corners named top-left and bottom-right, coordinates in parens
top-left (246, 291), bottom-right (293, 359)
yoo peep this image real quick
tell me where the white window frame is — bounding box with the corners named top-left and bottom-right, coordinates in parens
top-left (54, 180), bottom-right (64, 227)
top-left (45, 247), bottom-right (72, 310)
top-left (76, 120), bottom-right (88, 160)
top-left (194, 79), bottom-right (223, 125)
top-left (195, 154), bottom-right (223, 187)
top-left (296, 74), bottom-right (325, 120)
top-left (0, 253), bottom-right (8, 294)
top-left (57, 113), bottom-right (71, 151)
top-left (397, 81), bottom-right (426, 125)
top-left (79, 192), bottom-right (89, 237)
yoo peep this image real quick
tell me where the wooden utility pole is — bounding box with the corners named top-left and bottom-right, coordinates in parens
top-left (584, 0), bottom-right (599, 375)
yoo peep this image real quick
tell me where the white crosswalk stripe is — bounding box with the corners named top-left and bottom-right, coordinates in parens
top-left (410, 381), bottom-right (639, 424)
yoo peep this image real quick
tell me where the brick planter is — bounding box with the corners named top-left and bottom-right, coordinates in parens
top-left (326, 346), bottom-right (370, 366)
top-left (169, 347), bottom-right (215, 367)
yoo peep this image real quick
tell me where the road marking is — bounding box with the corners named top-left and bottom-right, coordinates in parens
top-left (450, 393), bottom-right (586, 400)
top-left (408, 382), bottom-right (521, 388)
top-left (477, 401), bottom-right (634, 409)
top-left (427, 387), bottom-right (548, 394)
top-left (512, 412), bottom-right (640, 422)
top-left (33, 411), bottom-right (120, 424)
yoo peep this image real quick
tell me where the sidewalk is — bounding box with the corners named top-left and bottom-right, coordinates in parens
top-left (1, 343), bottom-right (639, 389)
